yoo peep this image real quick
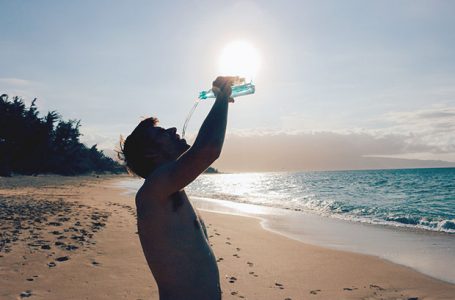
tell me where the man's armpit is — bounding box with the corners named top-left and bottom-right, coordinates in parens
top-left (135, 194), bottom-right (152, 221)
top-left (170, 192), bottom-right (184, 212)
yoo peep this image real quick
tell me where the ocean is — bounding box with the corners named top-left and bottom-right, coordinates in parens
top-left (115, 167), bottom-right (455, 283)
top-left (185, 168), bottom-right (455, 233)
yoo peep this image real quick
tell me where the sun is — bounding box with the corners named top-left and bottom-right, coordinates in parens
top-left (218, 40), bottom-right (260, 80)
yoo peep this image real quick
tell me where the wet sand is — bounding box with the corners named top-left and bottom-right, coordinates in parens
top-left (1, 175), bottom-right (454, 299)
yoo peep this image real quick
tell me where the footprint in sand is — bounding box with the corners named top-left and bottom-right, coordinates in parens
top-left (55, 256), bottom-right (69, 262)
top-left (41, 244), bottom-right (51, 250)
top-left (233, 254), bottom-right (240, 258)
top-left (310, 289), bottom-right (321, 295)
top-left (248, 271), bottom-right (259, 277)
top-left (226, 276), bottom-right (237, 283)
top-left (65, 244), bottom-right (78, 251)
top-left (20, 290), bottom-right (32, 298)
top-left (369, 284), bottom-right (385, 291)
top-left (47, 221), bottom-right (63, 226)
top-left (247, 261), bottom-right (254, 267)
top-left (275, 282), bottom-right (284, 290)
top-left (216, 257), bottom-right (224, 262)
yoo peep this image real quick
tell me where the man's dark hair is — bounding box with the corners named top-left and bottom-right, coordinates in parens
top-left (119, 117), bottom-right (160, 178)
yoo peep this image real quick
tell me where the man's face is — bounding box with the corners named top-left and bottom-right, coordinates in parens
top-left (146, 126), bottom-right (190, 161)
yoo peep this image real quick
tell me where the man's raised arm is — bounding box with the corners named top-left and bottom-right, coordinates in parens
top-left (144, 76), bottom-right (236, 198)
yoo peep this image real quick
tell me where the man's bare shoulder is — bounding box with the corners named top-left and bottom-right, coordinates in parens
top-left (136, 178), bottom-right (162, 203)
top-left (136, 165), bottom-right (169, 202)
top-left (135, 178), bottom-right (164, 213)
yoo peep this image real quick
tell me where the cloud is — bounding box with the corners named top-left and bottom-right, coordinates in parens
top-left (210, 130), bottom-right (454, 172)
top-left (211, 106), bottom-right (455, 171)
top-left (0, 78), bottom-right (45, 106)
top-left (383, 106), bottom-right (455, 153)
top-left (0, 77), bottom-right (33, 87)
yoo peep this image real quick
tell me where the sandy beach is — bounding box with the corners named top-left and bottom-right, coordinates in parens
top-left (1, 175), bottom-right (454, 300)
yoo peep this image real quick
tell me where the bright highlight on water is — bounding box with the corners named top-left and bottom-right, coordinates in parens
top-left (186, 168), bottom-right (455, 233)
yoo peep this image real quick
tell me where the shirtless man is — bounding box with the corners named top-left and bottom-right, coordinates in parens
top-left (121, 76), bottom-right (236, 299)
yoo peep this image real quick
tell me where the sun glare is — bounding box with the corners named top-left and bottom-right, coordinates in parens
top-left (218, 40), bottom-right (260, 80)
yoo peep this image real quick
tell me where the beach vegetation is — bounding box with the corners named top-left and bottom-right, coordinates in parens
top-left (0, 94), bottom-right (124, 176)
top-left (204, 167), bottom-right (219, 174)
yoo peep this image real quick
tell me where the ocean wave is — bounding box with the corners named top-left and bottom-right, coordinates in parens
top-left (385, 216), bottom-right (420, 225)
top-left (188, 191), bottom-right (455, 234)
top-left (441, 220), bottom-right (455, 230)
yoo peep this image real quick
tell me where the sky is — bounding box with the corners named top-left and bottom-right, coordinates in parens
top-left (1, 0), bottom-right (455, 171)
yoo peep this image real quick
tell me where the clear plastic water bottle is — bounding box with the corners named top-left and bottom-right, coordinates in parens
top-left (198, 80), bottom-right (256, 100)
top-left (182, 79), bottom-right (256, 138)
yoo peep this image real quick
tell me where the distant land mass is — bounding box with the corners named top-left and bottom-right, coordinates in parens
top-left (204, 167), bottom-right (219, 174)
top-left (346, 156), bottom-right (455, 171)
top-left (212, 156), bottom-right (455, 173)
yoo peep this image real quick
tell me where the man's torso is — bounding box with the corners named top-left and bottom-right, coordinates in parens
top-left (136, 188), bottom-right (221, 300)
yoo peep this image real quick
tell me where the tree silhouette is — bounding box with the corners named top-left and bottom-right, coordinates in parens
top-left (0, 94), bottom-right (123, 176)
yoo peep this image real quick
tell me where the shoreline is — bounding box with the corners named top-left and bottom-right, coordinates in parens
top-left (199, 210), bottom-right (455, 299)
top-left (1, 175), bottom-right (454, 299)
top-left (191, 196), bottom-right (455, 285)
top-left (116, 178), bottom-right (455, 285)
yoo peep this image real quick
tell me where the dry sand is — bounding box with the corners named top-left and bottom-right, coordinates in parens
top-left (0, 175), bottom-right (454, 299)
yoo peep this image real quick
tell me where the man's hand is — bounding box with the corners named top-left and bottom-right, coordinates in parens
top-left (212, 76), bottom-right (240, 103)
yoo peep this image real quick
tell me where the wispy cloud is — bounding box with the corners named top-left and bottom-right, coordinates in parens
top-left (208, 106), bottom-right (455, 171)
top-left (0, 77), bottom-right (33, 87)
top-left (0, 78), bottom-right (44, 105)
top-left (383, 106), bottom-right (455, 153)
top-left (214, 131), bottom-right (454, 172)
